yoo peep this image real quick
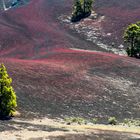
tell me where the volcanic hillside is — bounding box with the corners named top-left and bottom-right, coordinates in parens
top-left (0, 0), bottom-right (140, 122)
top-left (94, 0), bottom-right (140, 46)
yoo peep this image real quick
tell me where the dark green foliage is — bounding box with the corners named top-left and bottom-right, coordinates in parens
top-left (82, 0), bottom-right (93, 15)
top-left (0, 64), bottom-right (17, 118)
top-left (71, 0), bottom-right (94, 22)
top-left (124, 22), bottom-right (140, 58)
top-left (71, 0), bottom-right (84, 22)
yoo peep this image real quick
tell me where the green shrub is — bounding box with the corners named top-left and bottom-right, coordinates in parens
top-left (71, 0), bottom-right (94, 22)
top-left (0, 64), bottom-right (17, 118)
top-left (108, 117), bottom-right (117, 125)
top-left (65, 117), bottom-right (86, 125)
top-left (124, 22), bottom-right (140, 58)
top-left (123, 119), bottom-right (140, 127)
top-left (91, 118), bottom-right (98, 124)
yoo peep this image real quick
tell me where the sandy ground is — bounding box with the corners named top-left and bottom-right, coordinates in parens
top-left (0, 118), bottom-right (140, 140)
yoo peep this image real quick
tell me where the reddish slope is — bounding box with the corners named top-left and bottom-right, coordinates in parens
top-left (0, 0), bottom-right (139, 121)
top-left (1, 49), bottom-right (140, 120)
top-left (0, 0), bottom-right (68, 58)
top-left (0, 0), bottom-right (95, 58)
top-left (0, 0), bottom-right (140, 57)
top-left (94, 0), bottom-right (140, 45)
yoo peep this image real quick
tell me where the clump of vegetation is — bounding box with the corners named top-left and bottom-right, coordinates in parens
top-left (64, 116), bottom-right (140, 127)
top-left (124, 22), bottom-right (140, 58)
top-left (65, 117), bottom-right (86, 125)
top-left (71, 0), bottom-right (94, 22)
top-left (0, 64), bottom-right (17, 119)
top-left (122, 119), bottom-right (140, 127)
top-left (108, 117), bottom-right (118, 125)
top-left (64, 117), bottom-right (99, 125)
top-left (91, 118), bottom-right (98, 124)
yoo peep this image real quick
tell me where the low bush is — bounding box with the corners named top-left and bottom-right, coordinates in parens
top-left (65, 117), bottom-right (86, 125)
top-left (108, 117), bottom-right (118, 125)
top-left (91, 118), bottom-right (98, 124)
top-left (123, 119), bottom-right (140, 127)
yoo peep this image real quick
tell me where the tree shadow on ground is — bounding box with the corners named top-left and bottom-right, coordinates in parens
top-left (0, 119), bottom-right (139, 140)
top-left (0, 119), bottom-right (68, 132)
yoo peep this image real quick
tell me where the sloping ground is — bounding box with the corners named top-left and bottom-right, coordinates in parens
top-left (1, 0), bottom-right (140, 58)
top-left (0, 0), bottom-right (97, 58)
top-left (0, 0), bottom-right (67, 58)
top-left (0, 49), bottom-right (140, 139)
top-left (0, 49), bottom-right (140, 121)
top-left (94, 0), bottom-right (140, 46)
top-left (0, 0), bottom-right (140, 139)
top-left (59, 0), bottom-right (140, 53)
top-left (0, 0), bottom-right (139, 121)
top-left (97, 8), bottom-right (140, 46)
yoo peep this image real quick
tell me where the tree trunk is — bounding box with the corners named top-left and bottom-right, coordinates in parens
top-left (2, 0), bottom-right (6, 10)
top-left (83, 0), bottom-right (85, 14)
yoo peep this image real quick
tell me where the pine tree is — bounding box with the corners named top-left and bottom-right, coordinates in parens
top-left (71, 0), bottom-right (94, 22)
top-left (124, 22), bottom-right (140, 57)
top-left (81, 0), bottom-right (90, 14)
top-left (0, 64), bottom-right (17, 118)
top-left (84, 0), bottom-right (94, 15)
top-left (1, 0), bottom-right (7, 10)
top-left (71, 0), bottom-right (83, 22)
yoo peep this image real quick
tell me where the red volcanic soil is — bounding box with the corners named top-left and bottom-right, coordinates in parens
top-left (94, 0), bottom-right (140, 45)
top-left (0, 0), bottom-right (140, 122)
top-left (0, 0), bottom-right (140, 57)
top-left (0, 0), bottom-right (66, 58)
top-left (0, 49), bottom-right (140, 121)
top-left (0, 0), bottom-right (94, 58)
